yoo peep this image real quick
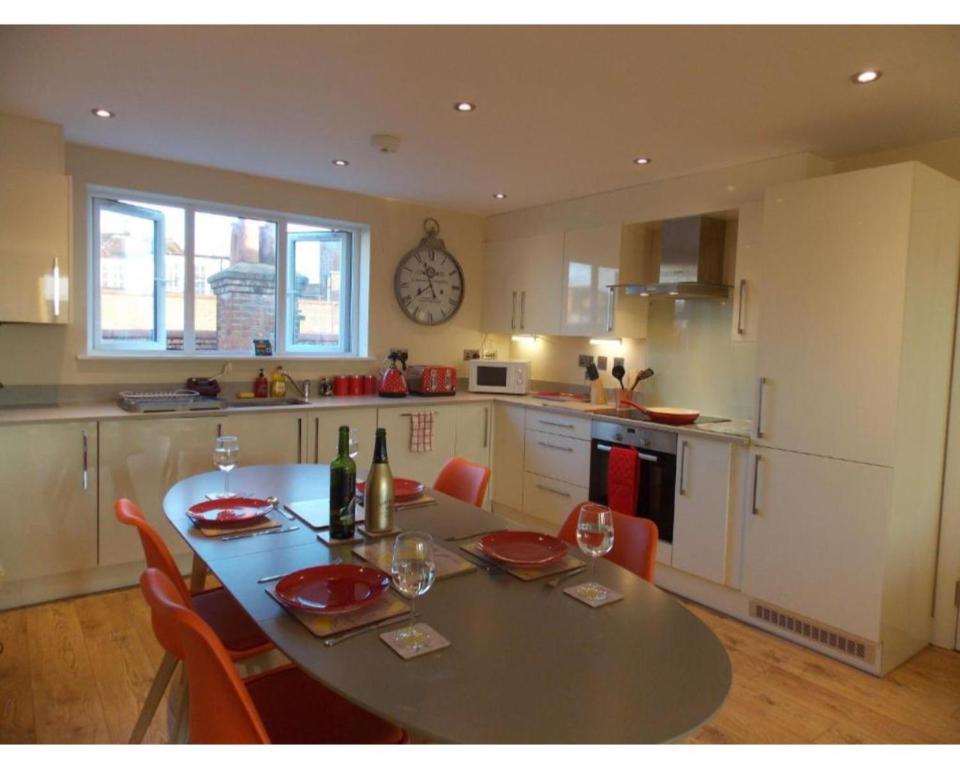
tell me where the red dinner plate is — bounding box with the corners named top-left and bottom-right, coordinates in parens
top-left (478, 531), bottom-right (568, 568)
top-left (274, 564), bottom-right (391, 615)
top-left (356, 477), bottom-right (425, 503)
top-left (187, 497), bottom-right (272, 527)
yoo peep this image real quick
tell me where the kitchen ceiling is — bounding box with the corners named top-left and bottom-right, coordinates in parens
top-left (1, 25), bottom-right (959, 214)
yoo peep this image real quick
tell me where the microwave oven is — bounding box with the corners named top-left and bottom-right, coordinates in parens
top-left (468, 359), bottom-right (531, 394)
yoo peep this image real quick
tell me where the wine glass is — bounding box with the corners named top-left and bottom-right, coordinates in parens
top-left (390, 531), bottom-right (437, 652)
top-left (212, 435), bottom-right (239, 498)
top-left (348, 428), bottom-right (359, 460)
top-left (576, 503), bottom-right (615, 599)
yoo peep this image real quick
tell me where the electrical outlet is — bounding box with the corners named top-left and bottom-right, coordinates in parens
top-left (613, 357), bottom-right (625, 369)
top-left (482, 350), bottom-right (498, 359)
top-left (597, 356), bottom-right (608, 371)
top-left (578, 354), bottom-right (594, 368)
top-left (463, 349), bottom-right (480, 360)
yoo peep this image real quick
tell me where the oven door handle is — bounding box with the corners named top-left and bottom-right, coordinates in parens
top-left (595, 444), bottom-right (661, 463)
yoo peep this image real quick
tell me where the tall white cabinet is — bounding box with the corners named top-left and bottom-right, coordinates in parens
top-left (741, 163), bottom-right (960, 673)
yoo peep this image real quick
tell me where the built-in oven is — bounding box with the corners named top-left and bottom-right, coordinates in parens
top-left (589, 420), bottom-right (677, 543)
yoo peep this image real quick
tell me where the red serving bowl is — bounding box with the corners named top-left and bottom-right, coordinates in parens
top-left (186, 497), bottom-right (272, 527)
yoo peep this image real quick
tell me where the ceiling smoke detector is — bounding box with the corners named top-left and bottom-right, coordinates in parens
top-left (371, 134), bottom-right (401, 154)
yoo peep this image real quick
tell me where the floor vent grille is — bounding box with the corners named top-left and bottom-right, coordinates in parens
top-left (748, 600), bottom-right (877, 665)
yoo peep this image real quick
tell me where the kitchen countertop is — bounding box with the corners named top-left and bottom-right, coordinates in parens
top-left (0, 391), bottom-right (752, 442)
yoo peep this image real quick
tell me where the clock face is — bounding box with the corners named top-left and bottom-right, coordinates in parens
top-left (394, 246), bottom-right (465, 325)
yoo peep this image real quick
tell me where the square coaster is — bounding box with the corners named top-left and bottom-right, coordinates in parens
top-left (380, 623), bottom-right (450, 660)
top-left (564, 582), bottom-right (624, 608)
top-left (317, 530), bottom-right (365, 547)
top-left (358, 522), bottom-right (402, 539)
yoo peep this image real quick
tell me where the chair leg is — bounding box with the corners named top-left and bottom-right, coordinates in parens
top-left (173, 679), bottom-right (190, 744)
top-left (129, 652), bottom-right (178, 744)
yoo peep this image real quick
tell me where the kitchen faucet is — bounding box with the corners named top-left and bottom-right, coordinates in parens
top-left (282, 372), bottom-right (311, 402)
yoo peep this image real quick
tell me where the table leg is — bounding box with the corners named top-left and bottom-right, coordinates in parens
top-left (189, 553), bottom-right (209, 593)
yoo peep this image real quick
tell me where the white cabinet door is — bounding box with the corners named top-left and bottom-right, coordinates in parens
top-left (492, 402), bottom-right (525, 511)
top-left (0, 422), bottom-right (97, 580)
top-left (560, 225), bottom-right (620, 337)
top-left (221, 411), bottom-right (304, 465)
top-left (454, 403), bottom-right (492, 508)
top-left (516, 232), bottom-right (564, 336)
top-left (308, 407), bottom-right (378, 470)
top-left (99, 416), bottom-right (222, 566)
top-left (730, 201), bottom-right (762, 342)
top-left (481, 239), bottom-right (519, 334)
top-left (755, 166), bottom-right (913, 465)
top-left (522, 472), bottom-right (586, 528)
top-left (0, 171), bottom-right (70, 324)
top-left (376, 405), bottom-right (457, 486)
top-left (523, 429), bottom-right (591, 488)
top-left (671, 436), bottom-right (732, 584)
top-left (740, 447), bottom-right (890, 641)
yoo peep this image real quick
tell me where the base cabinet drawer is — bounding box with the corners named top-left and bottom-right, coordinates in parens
top-left (524, 429), bottom-right (590, 487)
top-left (525, 410), bottom-right (591, 441)
top-left (522, 472), bottom-right (588, 527)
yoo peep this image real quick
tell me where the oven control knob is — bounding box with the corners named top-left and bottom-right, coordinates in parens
top-left (639, 438), bottom-right (649, 447)
top-left (614, 432), bottom-right (623, 442)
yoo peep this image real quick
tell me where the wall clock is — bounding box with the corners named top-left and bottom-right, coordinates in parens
top-left (394, 218), bottom-right (465, 325)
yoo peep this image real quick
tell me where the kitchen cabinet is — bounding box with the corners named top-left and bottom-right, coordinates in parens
top-left (307, 407), bottom-right (378, 470)
top-left (99, 416), bottom-right (222, 566)
top-left (376, 405), bottom-right (458, 487)
top-left (561, 224), bottom-right (648, 338)
top-left (729, 201), bottom-right (762, 342)
top-left (0, 170), bottom-right (71, 324)
top-left (0, 421), bottom-right (97, 580)
top-left (671, 436), bottom-right (732, 584)
top-left (221, 411), bottom-right (304, 465)
top-left (454, 403), bottom-right (492, 508)
top-left (524, 429), bottom-right (590, 488)
top-left (741, 447), bottom-right (889, 642)
top-left (492, 402), bottom-right (525, 511)
top-left (522, 472), bottom-right (586, 528)
top-left (482, 233), bottom-right (563, 335)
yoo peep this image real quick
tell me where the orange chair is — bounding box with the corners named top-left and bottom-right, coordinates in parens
top-left (433, 456), bottom-right (491, 507)
top-left (558, 501), bottom-right (659, 583)
top-left (115, 498), bottom-right (273, 742)
top-left (139, 568), bottom-right (407, 744)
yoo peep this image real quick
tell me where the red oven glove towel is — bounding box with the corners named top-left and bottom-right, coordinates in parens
top-left (607, 445), bottom-right (639, 516)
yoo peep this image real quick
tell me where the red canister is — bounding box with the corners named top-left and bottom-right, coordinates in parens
top-left (333, 375), bottom-right (349, 396)
top-left (362, 374), bottom-right (377, 395)
top-left (348, 375), bottom-right (363, 396)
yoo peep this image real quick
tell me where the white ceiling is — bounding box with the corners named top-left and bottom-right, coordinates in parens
top-left (1, 25), bottom-right (959, 215)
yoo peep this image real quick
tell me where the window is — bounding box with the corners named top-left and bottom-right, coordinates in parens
top-left (90, 190), bottom-right (365, 357)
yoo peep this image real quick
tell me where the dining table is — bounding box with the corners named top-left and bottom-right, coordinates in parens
top-left (162, 463), bottom-right (731, 743)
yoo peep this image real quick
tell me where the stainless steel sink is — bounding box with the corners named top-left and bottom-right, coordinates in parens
top-left (228, 398), bottom-right (310, 408)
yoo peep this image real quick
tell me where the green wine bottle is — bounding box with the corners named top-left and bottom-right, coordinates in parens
top-left (329, 426), bottom-right (356, 539)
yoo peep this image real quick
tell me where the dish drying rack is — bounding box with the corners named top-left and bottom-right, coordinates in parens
top-left (117, 389), bottom-right (226, 413)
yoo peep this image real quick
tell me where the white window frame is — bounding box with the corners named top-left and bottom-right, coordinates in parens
top-left (86, 185), bottom-right (368, 359)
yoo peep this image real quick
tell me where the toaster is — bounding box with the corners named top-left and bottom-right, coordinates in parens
top-left (405, 365), bottom-right (457, 396)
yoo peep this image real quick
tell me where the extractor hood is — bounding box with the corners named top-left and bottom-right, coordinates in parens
top-left (610, 215), bottom-right (731, 299)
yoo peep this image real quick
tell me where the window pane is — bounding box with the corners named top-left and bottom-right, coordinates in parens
top-left (287, 226), bottom-right (349, 350)
top-left (195, 211), bottom-right (277, 353)
top-left (121, 200), bottom-right (185, 351)
top-left (98, 205), bottom-right (161, 344)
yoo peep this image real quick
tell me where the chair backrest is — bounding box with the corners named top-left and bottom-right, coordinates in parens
top-left (433, 457), bottom-right (492, 507)
top-left (558, 501), bottom-right (659, 582)
top-left (115, 498), bottom-right (192, 608)
top-left (139, 568), bottom-right (270, 744)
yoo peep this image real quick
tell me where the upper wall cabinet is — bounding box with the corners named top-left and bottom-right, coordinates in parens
top-left (561, 223), bottom-right (648, 339)
top-left (482, 233), bottom-right (563, 335)
top-left (0, 170), bottom-right (71, 324)
top-left (730, 201), bottom-right (762, 342)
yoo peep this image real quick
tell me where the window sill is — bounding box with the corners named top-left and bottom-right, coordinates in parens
top-left (78, 353), bottom-right (375, 362)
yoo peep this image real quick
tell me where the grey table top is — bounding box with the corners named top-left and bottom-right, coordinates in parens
top-left (163, 464), bottom-right (731, 743)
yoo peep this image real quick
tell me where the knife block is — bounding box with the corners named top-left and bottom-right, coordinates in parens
top-left (589, 379), bottom-right (608, 405)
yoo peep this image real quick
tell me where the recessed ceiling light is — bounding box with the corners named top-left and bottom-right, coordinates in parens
top-left (331, 159), bottom-right (350, 167)
top-left (91, 107), bottom-right (114, 118)
top-left (633, 157), bottom-right (652, 165)
top-left (852, 70), bottom-right (882, 84)
top-left (454, 101), bottom-right (476, 112)
top-left (493, 192), bottom-right (507, 200)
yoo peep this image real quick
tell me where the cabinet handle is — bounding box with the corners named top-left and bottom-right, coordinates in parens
top-left (483, 407), bottom-right (489, 448)
top-left (536, 483), bottom-right (571, 498)
top-left (537, 420), bottom-right (575, 429)
top-left (596, 444), bottom-right (660, 463)
top-left (751, 454), bottom-right (761, 515)
top-left (217, 423), bottom-right (223, 438)
top-left (606, 286), bottom-right (615, 333)
top-left (538, 441), bottom-right (573, 453)
top-left (511, 291), bottom-right (517, 330)
top-left (314, 417), bottom-right (320, 464)
top-left (53, 257), bottom-right (61, 318)
top-left (755, 377), bottom-right (767, 439)
top-left (81, 429), bottom-right (89, 490)
top-left (736, 279), bottom-right (746, 335)
top-left (297, 418), bottom-right (303, 464)
top-left (520, 291), bottom-right (526, 330)
top-left (678, 440), bottom-right (689, 496)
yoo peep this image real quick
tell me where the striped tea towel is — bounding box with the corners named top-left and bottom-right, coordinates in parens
top-left (409, 412), bottom-right (434, 452)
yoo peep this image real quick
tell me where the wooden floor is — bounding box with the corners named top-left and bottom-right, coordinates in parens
top-left (1, 587), bottom-right (959, 743)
